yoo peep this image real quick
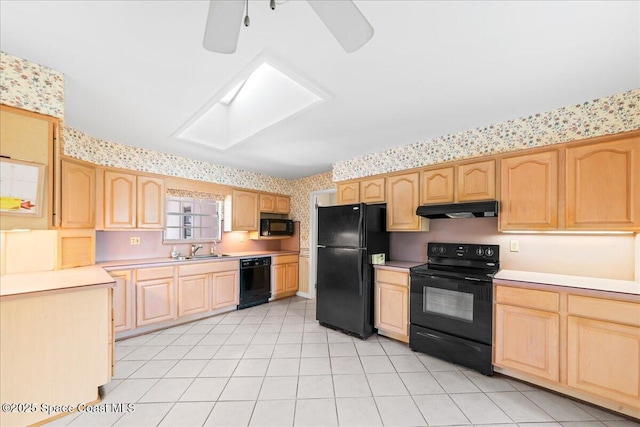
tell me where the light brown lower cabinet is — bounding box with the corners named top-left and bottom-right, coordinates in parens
top-left (178, 274), bottom-right (210, 317)
top-left (110, 269), bottom-right (133, 332)
top-left (494, 304), bottom-right (560, 382)
top-left (494, 281), bottom-right (640, 420)
top-left (374, 268), bottom-right (409, 343)
top-left (136, 266), bottom-right (177, 327)
top-left (271, 255), bottom-right (299, 300)
top-left (211, 270), bottom-right (239, 309)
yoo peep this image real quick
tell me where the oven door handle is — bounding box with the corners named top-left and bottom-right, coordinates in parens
top-left (417, 331), bottom-right (483, 353)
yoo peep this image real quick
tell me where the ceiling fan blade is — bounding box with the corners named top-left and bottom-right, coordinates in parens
top-left (203, 0), bottom-right (246, 54)
top-left (306, 0), bottom-right (374, 53)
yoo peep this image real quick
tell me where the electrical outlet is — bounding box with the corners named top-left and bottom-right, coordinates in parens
top-left (510, 240), bottom-right (519, 252)
top-left (130, 237), bottom-right (141, 245)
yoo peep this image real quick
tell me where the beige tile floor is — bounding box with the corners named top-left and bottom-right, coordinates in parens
top-left (48, 296), bottom-right (637, 427)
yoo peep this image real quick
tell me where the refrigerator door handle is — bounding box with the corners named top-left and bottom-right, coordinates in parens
top-left (317, 245), bottom-right (326, 248)
top-left (357, 204), bottom-right (364, 248)
top-left (357, 250), bottom-right (363, 296)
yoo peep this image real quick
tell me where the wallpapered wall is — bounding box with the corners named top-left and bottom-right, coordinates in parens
top-left (288, 172), bottom-right (334, 254)
top-left (62, 127), bottom-right (291, 194)
top-left (333, 89), bottom-right (640, 181)
top-left (0, 52), bottom-right (64, 119)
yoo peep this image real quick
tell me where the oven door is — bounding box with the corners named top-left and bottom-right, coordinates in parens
top-left (410, 272), bottom-right (492, 345)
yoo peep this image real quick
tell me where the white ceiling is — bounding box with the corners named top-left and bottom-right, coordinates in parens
top-left (1, 1), bottom-right (638, 180)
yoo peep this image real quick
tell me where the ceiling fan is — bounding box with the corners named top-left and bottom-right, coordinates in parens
top-left (203, 0), bottom-right (374, 54)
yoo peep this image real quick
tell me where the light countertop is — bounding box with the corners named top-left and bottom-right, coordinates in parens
top-left (98, 250), bottom-right (299, 269)
top-left (1, 266), bottom-right (115, 298)
top-left (373, 260), bottom-right (424, 271)
top-left (495, 269), bottom-right (640, 296)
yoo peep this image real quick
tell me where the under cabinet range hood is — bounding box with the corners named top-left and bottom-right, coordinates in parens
top-left (416, 201), bottom-right (499, 219)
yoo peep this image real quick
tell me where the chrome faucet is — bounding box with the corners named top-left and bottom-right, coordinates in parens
top-left (210, 241), bottom-right (217, 255)
top-left (191, 244), bottom-right (203, 256)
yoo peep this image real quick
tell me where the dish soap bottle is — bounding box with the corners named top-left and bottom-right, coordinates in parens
top-left (170, 246), bottom-right (179, 259)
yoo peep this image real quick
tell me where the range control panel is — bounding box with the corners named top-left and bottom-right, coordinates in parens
top-left (428, 242), bottom-right (500, 262)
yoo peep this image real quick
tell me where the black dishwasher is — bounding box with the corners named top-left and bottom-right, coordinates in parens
top-left (238, 257), bottom-right (271, 309)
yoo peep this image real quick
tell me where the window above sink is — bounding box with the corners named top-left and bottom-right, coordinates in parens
top-left (163, 196), bottom-right (222, 243)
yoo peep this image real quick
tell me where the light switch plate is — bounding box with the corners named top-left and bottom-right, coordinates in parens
top-left (510, 240), bottom-right (519, 252)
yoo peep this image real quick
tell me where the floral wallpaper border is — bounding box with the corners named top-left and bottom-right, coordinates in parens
top-left (62, 127), bottom-right (292, 195)
top-left (0, 51), bottom-right (64, 119)
top-left (332, 89), bottom-right (640, 181)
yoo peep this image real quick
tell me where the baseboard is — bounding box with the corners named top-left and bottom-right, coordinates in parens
top-left (296, 291), bottom-right (314, 299)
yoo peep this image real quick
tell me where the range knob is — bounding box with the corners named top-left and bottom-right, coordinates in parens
top-left (438, 246), bottom-right (446, 254)
top-left (431, 246), bottom-right (438, 254)
top-left (476, 248), bottom-right (484, 256)
top-left (485, 248), bottom-right (494, 257)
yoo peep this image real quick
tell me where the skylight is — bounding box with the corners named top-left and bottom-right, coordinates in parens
top-left (175, 55), bottom-right (328, 151)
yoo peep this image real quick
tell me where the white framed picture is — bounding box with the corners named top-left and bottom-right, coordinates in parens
top-left (0, 158), bottom-right (46, 217)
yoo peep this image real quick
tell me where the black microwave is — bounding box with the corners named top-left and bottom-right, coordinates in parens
top-left (260, 219), bottom-right (294, 236)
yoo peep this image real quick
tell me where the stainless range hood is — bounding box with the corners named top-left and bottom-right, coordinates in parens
top-left (416, 201), bottom-right (499, 219)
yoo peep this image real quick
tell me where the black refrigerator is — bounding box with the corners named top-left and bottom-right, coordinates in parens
top-left (316, 203), bottom-right (389, 339)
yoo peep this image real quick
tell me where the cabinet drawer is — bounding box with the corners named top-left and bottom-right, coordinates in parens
top-left (136, 266), bottom-right (175, 281)
top-left (375, 269), bottom-right (409, 287)
top-left (179, 260), bottom-right (238, 276)
top-left (568, 295), bottom-right (640, 327)
top-left (272, 255), bottom-right (298, 265)
top-left (496, 285), bottom-right (559, 312)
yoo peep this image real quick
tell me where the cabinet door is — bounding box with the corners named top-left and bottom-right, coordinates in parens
top-left (232, 190), bottom-right (259, 231)
top-left (178, 274), bottom-right (210, 317)
top-left (360, 178), bottom-right (385, 204)
top-left (457, 159), bottom-right (496, 201)
top-left (61, 159), bottom-right (95, 228)
top-left (375, 283), bottom-right (408, 337)
top-left (136, 278), bottom-right (176, 326)
top-left (420, 166), bottom-right (454, 205)
top-left (567, 316), bottom-right (640, 409)
top-left (566, 137), bottom-right (640, 230)
top-left (337, 182), bottom-right (359, 205)
top-left (110, 270), bottom-right (133, 333)
top-left (104, 171), bottom-right (136, 229)
top-left (260, 194), bottom-right (276, 213)
top-left (212, 270), bottom-right (239, 309)
top-left (285, 262), bottom-right (299, 292)
top-left (272, 264), bottom-right (286, 295)
top-left (386, 172), bottom-right (428, 231)
top-left (275, 196), bottom-right (290, 214)
top-left (494, 304), bottom-right (560, 382)
top-left (500, 151), bottom-right (558, 230)
top-left (137, 176), bottom-right (164, 229)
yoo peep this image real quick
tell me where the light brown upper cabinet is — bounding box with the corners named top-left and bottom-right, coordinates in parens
top-left (500, 151), bottom-right (559, 230)
top-left (137, 176), bottom-right (164, 229)
top-left (420, 166), bottom-right (455, 205)
top-left (386, 172), bottom-right (429, 231)
top-left (261, 194), bottom-right (290, 214)
top-left (60, 158), bottom-right (95, 228)
top-left (0, 105), bottom-right (58, 230)
top-left (337, 178), bottom-right (385, 205)
top-left (360, 177), bottom-right (385, 204)
top-left (101, 170), bottom-right (165, 230)
top-left (337, 182), bottom-right (359, 205)
top-left (457, 159), bottom-right (496, 201)
top-left (103, 171), bottom-right (136, 229)
top-left (260, 194), bottom-right (276, 212)
top-left (566, 136), bottom-right (639, 230)
top-left (226, 189), bottom-right (259, 231)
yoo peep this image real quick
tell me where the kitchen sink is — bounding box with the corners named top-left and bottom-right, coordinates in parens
top-left (174, 254), bottom-right (231, 261)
